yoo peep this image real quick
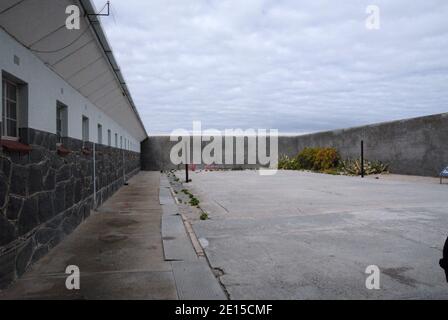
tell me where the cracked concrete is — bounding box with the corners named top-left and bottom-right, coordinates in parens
top-left (176, 170), bottom-right (448, 299)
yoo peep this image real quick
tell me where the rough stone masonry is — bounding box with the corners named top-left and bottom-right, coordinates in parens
top-left (0, 128), bottom-right (140, 289)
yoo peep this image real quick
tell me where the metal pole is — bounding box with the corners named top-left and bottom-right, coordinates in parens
top-left (185, 139), bottom-right (190, 183)
top-left (361, 140), bottom-right (364, 178)
top-left (123, 148), bottom-right (128, 185)
top-left (93, 142), bottom-right (96, 208)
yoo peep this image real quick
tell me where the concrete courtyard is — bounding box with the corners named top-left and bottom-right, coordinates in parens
top-left (178, 170), bottom-right (448, 299)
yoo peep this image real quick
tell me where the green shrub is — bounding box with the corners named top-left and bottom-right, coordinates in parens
top-left (279, 147), bottom-right (341, 173)
top-left (279, 147), bottom-right (389, 176)
top-left (295, 147), bottom-right (340, 171)
top-left (278, 155), bottom-right (299, 170)
top-left (189, 197), bottom-right (199, 206)
top-left (296, 147), bottom-right (318, 170)
top-left (341, 159), bottom-right (389, 176)
top-left (314, 147), bottom-right (340, 171)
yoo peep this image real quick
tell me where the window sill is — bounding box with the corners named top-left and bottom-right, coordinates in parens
top-left (1, 139), bottom-right (32, 154)
top-left (1, 136), bottom-right (19, 141)
top-left (57, 145), bottom-right (71, 157)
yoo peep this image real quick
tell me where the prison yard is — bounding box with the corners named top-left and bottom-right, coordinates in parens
top-left (1, 112), bottom-right (448, 299)
top-left (1, 0), bottom-right (448, 301)
top-left (169, 169), bottom-right (448, 299)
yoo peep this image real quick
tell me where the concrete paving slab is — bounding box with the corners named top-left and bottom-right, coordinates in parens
top-left (159, 175), bottom-right (227, 299)
top-left (161, 198), bottom-right (202, 262)
top-left (160, 175), bottom-right (171, 188)
top-left (172, 259), bottom-right (227, 300)
top-left (160, 188), bottom-right (174, 205)
top-left (162, 214), bottom-right (188, 237)
top-left (163, 239), bottom-right (198, 262)
top-left (162, 203), bottom-right (180, 216)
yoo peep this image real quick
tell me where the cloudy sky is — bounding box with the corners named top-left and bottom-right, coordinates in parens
top-left (93, 0), bottom-right (448, 134)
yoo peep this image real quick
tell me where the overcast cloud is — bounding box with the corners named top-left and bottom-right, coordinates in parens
top-left (93, 0), bottom-right (448, 134)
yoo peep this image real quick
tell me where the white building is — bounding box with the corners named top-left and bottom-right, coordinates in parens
top-left (0, 0), bottom-right (148, 288)
top-left (0, 0), bottom-right (147, 150)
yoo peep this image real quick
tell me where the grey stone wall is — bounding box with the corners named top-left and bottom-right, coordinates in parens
top-left (289, 113), bottom-right (448, 177)
top-left (141, 136), bottom-right (267, 171)
top-left (0, 128), bottom-right (140, 289)
top-left (141, 112), bottom-right (448, 176)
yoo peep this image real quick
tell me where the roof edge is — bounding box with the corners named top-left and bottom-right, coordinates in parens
top-left (77, 0), bottom-right (148, 139)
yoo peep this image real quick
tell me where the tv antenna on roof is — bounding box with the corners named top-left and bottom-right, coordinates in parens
top-left (87, 1), bottom-right (110, 17)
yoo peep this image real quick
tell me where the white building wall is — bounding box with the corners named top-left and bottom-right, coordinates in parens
top-left (0, 28), bottom-right (140, 152)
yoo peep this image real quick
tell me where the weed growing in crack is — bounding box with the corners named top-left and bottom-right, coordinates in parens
top-left (189, 197), bottom-right (199, 206)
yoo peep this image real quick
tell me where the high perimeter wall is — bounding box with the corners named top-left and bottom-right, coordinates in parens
top-left (286, 113), bottom-right (448, 177)
top-left (141, 112), bottom-right (448, 177)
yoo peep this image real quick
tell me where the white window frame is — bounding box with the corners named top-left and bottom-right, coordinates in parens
top-left (2, 78), bottom-right (19, 140)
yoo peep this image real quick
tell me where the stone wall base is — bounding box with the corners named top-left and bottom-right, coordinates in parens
top-left (0, 128), bottom-right (141, 289)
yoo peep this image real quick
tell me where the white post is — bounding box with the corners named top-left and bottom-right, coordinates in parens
top-left (122, 149), bottom-right (126, 184)
top-left (93, 142), bottom-right (96, 208)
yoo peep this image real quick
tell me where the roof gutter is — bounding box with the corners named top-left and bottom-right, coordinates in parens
top-left (77, 0), bottom-right (148, 139)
